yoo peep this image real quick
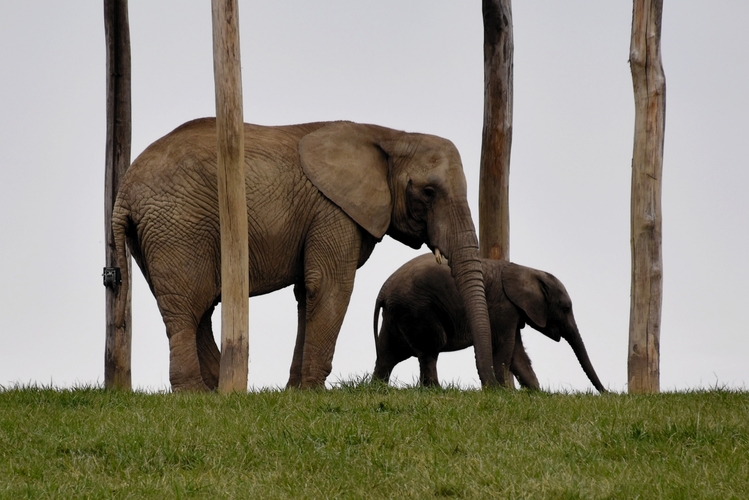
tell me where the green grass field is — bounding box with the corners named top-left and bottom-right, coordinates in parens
top-left (1, 383), bottom-right (747, 499)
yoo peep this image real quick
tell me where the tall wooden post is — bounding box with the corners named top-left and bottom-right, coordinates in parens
top-left (104, 0), bottom-right (132, 390)
top-left (628, 0), bottom-right (665, 394)
top-left (212, 0), bottom-right (250, 393)
top-left (479, 0), bottom-right (514, 387)
top-left (479, 0), bottom-right (513, 263)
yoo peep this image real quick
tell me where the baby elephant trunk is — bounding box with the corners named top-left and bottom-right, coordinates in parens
top-left (567, 329), bottom-right (607, 393)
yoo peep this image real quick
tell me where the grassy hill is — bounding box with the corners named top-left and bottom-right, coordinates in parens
top-left (1, 383), bottom-right (747, 498)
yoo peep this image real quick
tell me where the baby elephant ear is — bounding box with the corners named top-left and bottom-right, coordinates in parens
top-left (501, 263), bottom-right (549, 330)
top-left (299, 122), bottom-right (393, 239)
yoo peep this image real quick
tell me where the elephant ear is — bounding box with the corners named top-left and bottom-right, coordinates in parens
top-left (299, 121), bottom-right (393, 238)
top-left (501, 263), bottom-right (550, 331)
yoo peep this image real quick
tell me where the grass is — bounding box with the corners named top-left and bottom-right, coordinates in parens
top-left (1, 382), bottom-right (747, 499)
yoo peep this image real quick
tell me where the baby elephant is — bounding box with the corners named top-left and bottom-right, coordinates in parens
top-left (372, 254), bottom-right (606, 392)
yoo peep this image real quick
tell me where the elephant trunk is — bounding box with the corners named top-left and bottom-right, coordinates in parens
top-left (441, 206), bottom-right (498, 387)
top-left (566, 328), bottom-right (607, 393)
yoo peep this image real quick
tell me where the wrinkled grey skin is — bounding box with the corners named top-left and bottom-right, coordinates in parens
top-left (372, 254), bottom-right (606, 392)
top-left (113, 118), bottom-right (497, 391)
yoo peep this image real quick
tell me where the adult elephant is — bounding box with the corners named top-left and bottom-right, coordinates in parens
top-left (112, 118), bottom-right (496, 391)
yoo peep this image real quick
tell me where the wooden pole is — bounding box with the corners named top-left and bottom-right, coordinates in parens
top-left (479, 0), bottom-right (513, 263)
top-left (628, 0), bottom-right (665, 394)
top-left (212, 0), bottom-right (249, 393)
top-left (479, 0), bottom-right (514, 387)
top-left (104, 0), bottom-right (132, 390)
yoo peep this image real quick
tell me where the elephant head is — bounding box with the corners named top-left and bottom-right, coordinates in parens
top-left (501, 263), bottom-right (606, 392)
top-left (299, 122), bottom-right (497, 386)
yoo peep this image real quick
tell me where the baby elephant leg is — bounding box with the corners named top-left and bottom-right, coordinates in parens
top-left (372, 326), bottom-right (412, 384)
top-left (402, 314), bottom-right (445, 387)
top-left (418, 353), bottom-right (440, 388)
top-left (492, 324), bottom-right (516, 388)
top-left (510, 331), bottom-right (540, 390)
top-left (373, 305), bottom-right (422, 384)
top-left (374, 301), bottom-right (445, 387)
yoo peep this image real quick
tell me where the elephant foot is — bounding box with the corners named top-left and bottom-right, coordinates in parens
top-left (285, 377), bottom-right (302, 389)
top-left (168, 328), bottom-right (212, 393)
top-left (171, 378), bottom-right (211, 392)
top-left (492, 362), bottom-right (515, 389)
top-left (418, 353), bottom-right (440, 387)
top-left (372, 357), bottom-right (399, 385)
top-left (370, 372), bottom-right (390, 385)
top-left (196, 313), bottom-right (221, 390)
top-left (300, 378), bottom-right (326, 390)
top-left (286, 372), bottom-right (325, 389)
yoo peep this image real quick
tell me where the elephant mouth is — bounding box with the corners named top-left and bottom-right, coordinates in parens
top-left (385, 225), bottom-right (425, 250)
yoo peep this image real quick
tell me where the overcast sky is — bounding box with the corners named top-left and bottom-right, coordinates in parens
top-left (1, 1), bottom-right (747, 392)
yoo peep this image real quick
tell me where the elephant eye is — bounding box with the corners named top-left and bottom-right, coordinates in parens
top-left (422, 186), bottom-right (436, 201)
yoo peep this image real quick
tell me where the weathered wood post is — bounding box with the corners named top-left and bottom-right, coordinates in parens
top-left (212, 0), bottom-right (250, 393)
top-left (479, 0), bottom-right (514, 387)
top-left (103, 0), bottom-right (132, 390)
top-left (628, 0), bottom-right (665, 394)
top-left (479, 0), bottom-right (513, 263)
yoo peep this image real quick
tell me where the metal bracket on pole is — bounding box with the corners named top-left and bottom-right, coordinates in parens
top-left (102, 267), bottom-right (121, 289)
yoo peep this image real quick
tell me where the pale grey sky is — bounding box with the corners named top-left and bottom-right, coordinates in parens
top-left (1, 2), bottom-right (747, 392)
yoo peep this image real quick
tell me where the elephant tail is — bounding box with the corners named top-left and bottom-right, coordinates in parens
top-left (112, 200), bottom-right (131, 330)
top-left (373, 292), bottom-right (385, 354)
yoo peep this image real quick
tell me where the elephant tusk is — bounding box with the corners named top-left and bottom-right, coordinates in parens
top-left (434, 248), bottom-right (444, 265)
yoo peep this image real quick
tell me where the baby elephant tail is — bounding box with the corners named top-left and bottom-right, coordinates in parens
top-left (373, 291), bottom-right (386, 356)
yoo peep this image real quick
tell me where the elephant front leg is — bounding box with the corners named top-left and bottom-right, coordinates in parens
top-left (297, 219), bottom-right (363, 388)
top-left (510, 330), bottom-right (540, 390)
top-left (493, 325), bottom-right (516, 389)
top-left (298, 272), bottom-right (357, 388)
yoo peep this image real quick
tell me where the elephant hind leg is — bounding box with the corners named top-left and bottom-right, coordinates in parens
top-left (372, 358), bottom-right (394, 384)
top-left (373, 312), bottom-right (415, 384)
top-left (167, 327), bottom-right (210, 392)
top-left (196, 305), bottom-right (220, 390)
top-left (143, 232), bottom-right (218, 392)
top-left (157, 296), bottom-right (213, 392)
top-left (372, 347), bottom-right (411, 385)
top-left (286, 282), bottom-right (307, 389)
top-left (417, 353), bottom-right (440, 388)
